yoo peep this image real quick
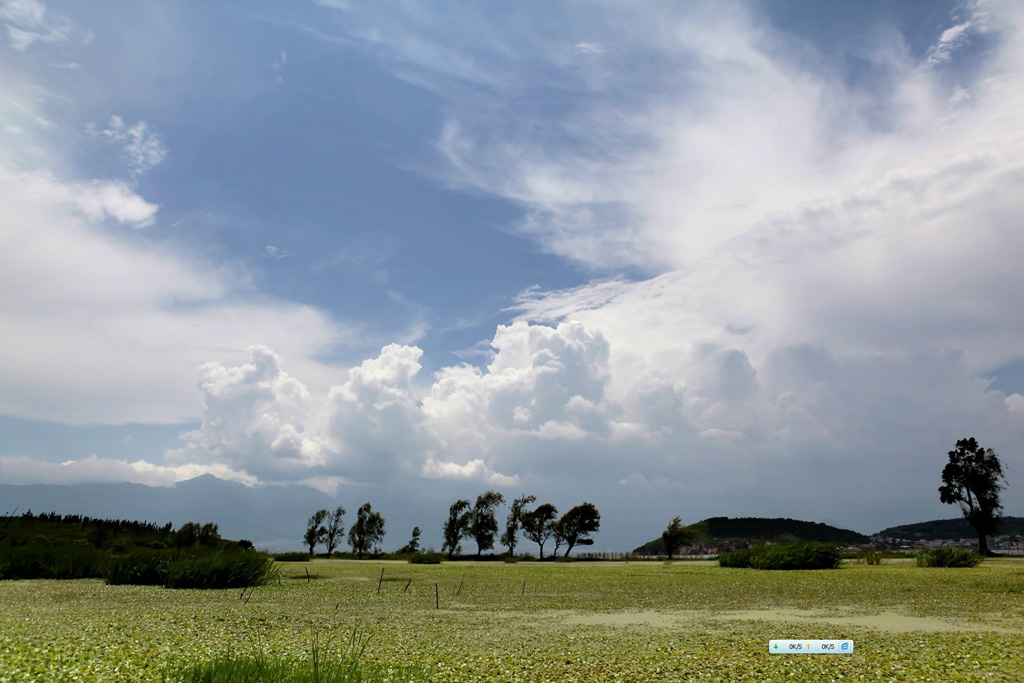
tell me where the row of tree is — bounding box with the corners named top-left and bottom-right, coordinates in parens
top-left (302, 493), bottom-right (602, 559)
top-left (303, 503), bottom-right (386, 560)
top-left (441, 493), bottom-right (601, 559)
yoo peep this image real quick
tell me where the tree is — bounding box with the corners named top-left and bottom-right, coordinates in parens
top-left (521, 503), bottom-right (558, 559)
top-left (324, 506), bottom-right (347, 556)
top-left (174, 522), bottom-right (200, 548)
top-left (939, 437), bottom-right (1007, 556)
top-left (398, 526), bottom-right (422, 554)
top-left (556, 503), bottom-right (601, 557)
top-left (469, 491), bottom-right (505, 559)
top-left (304, 509), bottom-right (328, 556)
top-left (442, 499), bottom-right (471, 560)
top-left (198, 522), bottom-right (220, 546)
top-left (661, 517), bottom-right (694, 560)
top-left (347, 503), bottom-right (385, 559)
top-left (501, 494), bottom-right (535, 557)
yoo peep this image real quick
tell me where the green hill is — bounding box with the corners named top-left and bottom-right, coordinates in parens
top-left (876, 516), bottom-right (1024, 540)
top-left (633, 517), bottom-right (870, 555)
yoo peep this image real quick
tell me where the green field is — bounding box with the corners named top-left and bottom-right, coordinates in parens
top-left (1, 558), bottom-right (1022, 682)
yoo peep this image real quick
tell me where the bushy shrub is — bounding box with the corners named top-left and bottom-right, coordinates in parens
top-left (273, 552), bottom-right (311, 562)
top-left (915, 546), bottom-right (982, 568)
top-left (106, 549), bottom-right (278, 588)
top-left (408, 552), bottom-right (444, 564)
top-left (719, 543), bottom-right (841, 570)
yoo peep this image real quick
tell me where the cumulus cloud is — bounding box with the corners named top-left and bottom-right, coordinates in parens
top-left (166, 346), bottom-right (329, 480)
top-left (159, 323), bottom-right (618, 489)
top-left (422, 457), bottom-right (519, 486)
top-left (285, 1), bottom-right (1024, 525)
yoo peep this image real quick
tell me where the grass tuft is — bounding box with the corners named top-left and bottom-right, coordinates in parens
top-left (914, 546), bottom-right (983, 568)
top-left (719, 542), bottom-right (841, 570)
top-left (273, 552), bottom-right (312, 562)
top-left (164, 626), bottom-right (418, 683)
top-left (408, 552), bottom-right (444, 564)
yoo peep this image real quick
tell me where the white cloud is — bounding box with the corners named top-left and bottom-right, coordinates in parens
top-left (0, 454), bottom-right (257, 487)
top-left (89, 115), bottom-right (168, 176)
top-left (422, 457), bottom-right (519, 486)
top-left (0, 157), bottom-right (355, 425)
top-left (926, 19), bottom-right (975, 65)
top-left (1, 0), bottom-right (80, 50)
top-left (264, 245), bottom-right (291, 260)
top-left (8, 166), bottom-right (158, 225)
top-left (1007, 394), bottom-right (1024, 415)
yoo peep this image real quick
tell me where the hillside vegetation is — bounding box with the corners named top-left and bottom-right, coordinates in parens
top-left (877, 516), bottom-right (1024, 540)
top-left (633, 516), bottom-right (870, 554)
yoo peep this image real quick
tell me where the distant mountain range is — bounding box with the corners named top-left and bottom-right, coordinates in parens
top-left (876, 516), bottom-right (1024, 540)
top-left (633, 516), bottom-right (871, 554)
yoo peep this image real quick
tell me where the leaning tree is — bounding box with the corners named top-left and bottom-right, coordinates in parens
top-left (501, 494), bottom-right (535, 557)
top-left (469, 491), bottom-right (505, 559)
top-left (347, 502), bottom-right (385, 560)
top-left (556, 503), bottom-right (601, 557)
top-left (304, 509), bottom-right (328, 556)
top-left (661, 517), bottom-right (695, 560)
top-left (939, 437), bottom-right (1007, 556)
top-left (442, 499), bottom-right (471, 560)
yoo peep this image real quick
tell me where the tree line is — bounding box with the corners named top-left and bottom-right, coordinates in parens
top-left (302, 493), bottom-right (602, 560)
top-left (301, 436), bottom-right (1010, 559)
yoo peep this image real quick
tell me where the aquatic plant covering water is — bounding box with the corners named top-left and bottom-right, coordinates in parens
top-left (1, 559), bottom-right (1022, 681)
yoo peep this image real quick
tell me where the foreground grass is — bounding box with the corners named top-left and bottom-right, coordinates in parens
top-left (1, 559), bottom-right (1022, 682)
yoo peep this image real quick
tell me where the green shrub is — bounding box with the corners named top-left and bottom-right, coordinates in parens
top-left (107, 549), bottom-right (278, 588)
top-left (0, 547), bottom-right (107, 580)
top-left (915, 546), bottom-right (982, 568)
top-left (503, 556), bottom-right (520, 563)
top-left (717, 548), bottom-right (754, 568)
top-left (719, 543), bottom-right (841, 570)
top-left (273, 552), bottom-right (311, 562)
top-left (408, 552), bottom-right (444, 564)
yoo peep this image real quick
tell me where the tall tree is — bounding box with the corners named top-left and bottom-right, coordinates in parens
top-left (198, 522), bottom-right (220, 546)
top-left (347, 503), bottom-right (385, 560)
top-left (501, 494), bottom-right (535, 557)
top-left (556, 503), bottom-right (601, 557)
top-left (398, 526), bottom-right (422, 554)
top-left (304, 509), bottom-right (328, 556)
top-left (939, 437), bottom-right (1007, 556)
top-left (661, 517), bottom-right (694, 560)
top-left (324, 506), bottom-right (346, 556)
top-left (469, 491), bottom-right (505, 559)
top-left (521, 503), bottom-right (558, 559)
top-left (442, 499), bottom-right (471, 560)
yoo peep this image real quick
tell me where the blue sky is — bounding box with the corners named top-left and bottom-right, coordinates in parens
top-left (1, 0), bottom-right (1022, 548)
